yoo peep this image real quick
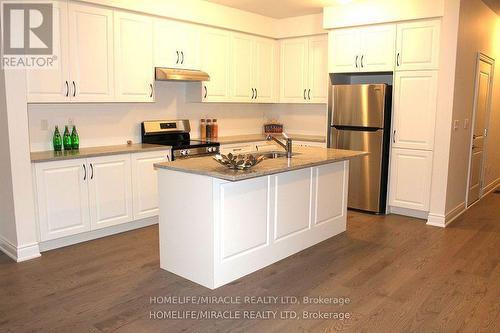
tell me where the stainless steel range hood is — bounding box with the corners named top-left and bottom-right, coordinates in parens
top-left (155, 67), bottom-right (210, 82)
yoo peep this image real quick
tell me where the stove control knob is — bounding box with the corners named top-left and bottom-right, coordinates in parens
top-left (180, 149), bottom-right (187, 156)
top-left (185, 149), bottom-right (191, 155)
top-left (207, 147), bottom-right (213, 153)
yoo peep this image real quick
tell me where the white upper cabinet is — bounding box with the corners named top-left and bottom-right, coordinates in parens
top-left (360, 25), bottom-right (396, 72)
top-left (87, 154), bottom-right (133, 230)
top-left (26, 0), bottom-right (69, 103)
top-left (114, 11), bottom-right (154, 102)
top-left (230, 34), bottom-right (278, 103)
top-left (396, 19), bottom-right (440, 71)
top-left (154, 19), bottom-right (200, 70)
top-left (280, 35), bottom-right (328, 103)
top-left (389, 148), bottom-right (433, 211)
top-left (199, 28), bottom-right (231, 102)
top-left (329, 24), bottom-right (395, 73)
top-left (68, 3), bottom-right (114, 102)
top-left (392, 71), bottom-right (438, 151)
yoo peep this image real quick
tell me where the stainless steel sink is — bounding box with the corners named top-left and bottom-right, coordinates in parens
top-left (260, 151), bottom-right (292, 159)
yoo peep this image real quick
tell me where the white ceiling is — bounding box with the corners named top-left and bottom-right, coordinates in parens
top-left (203, 0), bottom-right (338, 19)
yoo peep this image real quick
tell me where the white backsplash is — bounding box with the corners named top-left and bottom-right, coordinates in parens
top-left (28, 82), bottom-right (327, 152)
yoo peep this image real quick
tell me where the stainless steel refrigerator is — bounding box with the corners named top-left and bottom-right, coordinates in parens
top-left (328, 84), bottom-right (392, 214)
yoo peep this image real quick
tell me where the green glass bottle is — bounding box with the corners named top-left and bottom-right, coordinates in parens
top-left (63, 125), bottom-right (72, 150)
top-left (71, 125), bottom-right (79, 150)
top-left (53, 126), bottom-right (62, 152)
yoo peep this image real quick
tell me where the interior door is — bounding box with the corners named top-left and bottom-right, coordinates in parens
top-left (468, 55), bottom-right (494, 206)
top-left (332, 128), bottom-right (384, 212)
top-left (68, 3), bottom-right (114, 102)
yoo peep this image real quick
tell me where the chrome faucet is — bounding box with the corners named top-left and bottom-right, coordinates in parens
top-left (266, 132), bottom-right (293, 158)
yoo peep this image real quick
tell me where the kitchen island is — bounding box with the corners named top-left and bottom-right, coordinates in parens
top-left (154, 147), bottom-right (366, 289)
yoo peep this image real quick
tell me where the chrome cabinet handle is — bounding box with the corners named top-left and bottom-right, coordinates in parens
top-left (149, 83), bottom-right (153, 98)
top-left (181, 51), bottom-right (184, 64)
top-left (361, 55), bottom-right (364, 68)
top-left (396, 53), bottom-right (400, 66)
top-left (308, 89), bottom-right (311, 100)
top-left (204, 85), bottom-right (208, 99)
top-left (90, 163), bottom-right (94, 180)
top-left (65, 81), bottom-right (69, 97)
top-left (72, 81), bottom-right (76, 97)
top-left (303, 89), bottom-right (307, 100)
top-left (251, 88), bottom-right (255, 99)
top-left (83, 164), bottom-right (87, 181)
top-left (355, 55), bottom-right (358, 68)
top-left (176, 51), bottom-right (179, 64)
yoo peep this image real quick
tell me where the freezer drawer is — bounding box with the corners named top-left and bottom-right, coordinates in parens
top-left (331, 84), bottom-right (387, 128)
top-left (331, 127), bottom-right (385, 212)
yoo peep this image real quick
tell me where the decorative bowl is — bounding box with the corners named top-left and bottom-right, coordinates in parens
top-left (213, 153), bottom-right (265, 170)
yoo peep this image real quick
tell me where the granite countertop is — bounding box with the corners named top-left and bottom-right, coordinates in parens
top-left (31, 143), bottom-right (170, 163)
top-left (155, 147), bottom-right (367, 182)
top-left (215, 133), bottom-right (326, 145)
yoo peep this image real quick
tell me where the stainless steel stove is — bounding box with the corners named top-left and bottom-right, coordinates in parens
top-left (141, 120), bottom-right (219, 160)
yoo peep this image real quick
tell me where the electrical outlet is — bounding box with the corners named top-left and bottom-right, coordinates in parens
top-left (41, 119), bottom-right (48, 131)
top-left (464, 118), bottom-right (469, 129)
top-left (453, 120), bottom-right (460, 130)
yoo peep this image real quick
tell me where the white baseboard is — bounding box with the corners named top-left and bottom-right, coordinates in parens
top-left (0, 236), bottom-right (41, 262)
top-left (39, 216), bottom-right (158, 252)
top-left (427, 202), bottom-right (466, 228)
top-left (388, 206), bottom-right (429, 220)
top-left (483, 177), bottom-right (500, 196)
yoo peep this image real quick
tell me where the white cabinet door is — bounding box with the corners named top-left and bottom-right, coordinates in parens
top-left (389, 148), bottom-right (433, 211)
top-left (360, 24), bottom-right (396, 72)
top-left (307, 35), bottom-right (328, 103)
top-left (88, 155), bottom-right (133, 229)
top-left (68, 3), bottom-right (114, 102)
top-left (200, 28), bottom-right (231, 102)
top-left (114, 11), bottom-right (154, 102)
top-left (154, 19), bottom-right (200, 70)
top-left (26, 0), bottom-right (70, 103)
top-left (35, 160), bottom-right (90, 241)
top-left (392, 71), bottom-right (438, 150)
top-left (131, 151), bottom-right (170, 220)
top-left (230, 33), bottom-right (254, 102)
top-left (328, 28), bottom-right (359, 73)
top-left (254, 37), bottom-right (277, 103)
top-left (396, 19), bottom-right (440, 71)
top-left (280, 38), bottom-right (309, 103)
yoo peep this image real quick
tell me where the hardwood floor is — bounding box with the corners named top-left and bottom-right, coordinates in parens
top-left (1, 193), bottom-right (499, 333)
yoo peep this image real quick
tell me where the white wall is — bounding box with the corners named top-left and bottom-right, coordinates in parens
top-left (445, 0), bottom-right (500, 212)
top-left (266, 104), bottom-right (327, 137)
top-left (28, 82), bottom-right (274, 151)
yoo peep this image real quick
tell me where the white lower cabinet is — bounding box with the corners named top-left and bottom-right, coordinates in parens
top-left (34, 150), bottom-right (170, 242)
top-left (34, 159), bottom-right (90, 241)
top-left (131, 151), bottom-right (170, 220)
top-left (87, 155), bottom-right (133, 230)
top-left (389, 148), bottom-right (433, 211)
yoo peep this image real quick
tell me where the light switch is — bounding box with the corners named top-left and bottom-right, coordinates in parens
top-left (464, 118), bottom-right (469, 129)
top-left (453, 120), bottom-right (460, 130)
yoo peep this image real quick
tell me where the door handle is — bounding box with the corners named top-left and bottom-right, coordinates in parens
top-left (303, 89), bottom-right (307, 100)
top-left (251, 88), bottom-right (255, 99)
top-left (72, 81), bottom-right (76, 97)
top-left (83, 164), bottom-right (87, 181)
top-left (149, 83), bottom-right (153, 98)
top-left (65, 81), bottom-right (69, 97)
top-left (90, 163), bottom-right (94, 180)
top-left (181, 51), bottom-right (184, 64)
top-left (308, 89), bottom-right (311, 100)
top-left (204, 85), bottom-right (208, 99)
top-left (355, 55), bottom-right (358, 68)
top-left (176, 51), bottom-right (179, 64)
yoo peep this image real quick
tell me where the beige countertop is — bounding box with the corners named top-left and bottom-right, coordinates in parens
top-left (155, 147), bottom-right (366, 182)
top-left (215, 133), bottom-right (326, 145)
top-left (31, 143), bottom-right (170, 163)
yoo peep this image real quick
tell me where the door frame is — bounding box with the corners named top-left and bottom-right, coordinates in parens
top-left (465, 53), bottom-right (495, 207)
